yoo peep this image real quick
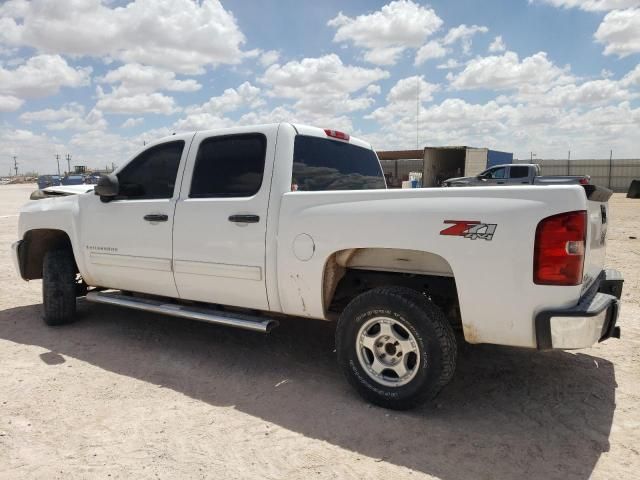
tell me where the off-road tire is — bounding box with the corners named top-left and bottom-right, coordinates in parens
top-left (42, 248), bottom-right (77, 326)
top-left (336, 286), bottom-right (457, 410)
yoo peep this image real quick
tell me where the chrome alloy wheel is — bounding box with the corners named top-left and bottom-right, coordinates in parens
top-left (356, 316), bottom-right (421, 387)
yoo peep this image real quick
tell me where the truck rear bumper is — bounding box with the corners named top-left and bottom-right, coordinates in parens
top-left (535, 269), bottom-right (623, 350)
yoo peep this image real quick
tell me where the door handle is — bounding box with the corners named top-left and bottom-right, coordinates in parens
top-left (497, 181), bottom-right (505, 184)
top-left (144, 214), bottom-right (168, 222)
top-left (228, 214), bottom-right (260, 223)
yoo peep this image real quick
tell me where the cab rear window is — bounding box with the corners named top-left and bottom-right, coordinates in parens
top-left (292, 135), bottom-right (386, 191)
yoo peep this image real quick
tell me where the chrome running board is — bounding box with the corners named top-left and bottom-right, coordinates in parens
top-left (86, 291), bottom-right (278, 333)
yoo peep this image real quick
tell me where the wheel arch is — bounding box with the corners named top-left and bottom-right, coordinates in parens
top-left (18, 228), bottom-right (76, 280)
top-left (322, 248), bottom-right (459, 320)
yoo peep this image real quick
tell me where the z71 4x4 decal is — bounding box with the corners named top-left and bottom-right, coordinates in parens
top-left (440, 220), bottom-right (497, 241)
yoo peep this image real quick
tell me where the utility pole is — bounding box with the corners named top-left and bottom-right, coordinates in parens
top-left (416, 77), bottom-right (420, 150)
top-left (608, 149), bottom-right (613, 189)
top-left (55, 153), bottom-right (61, 176)
top-left (567, 150), bottom-right (570, 175)
top-left (66, 154), bottom-right (71, 175)
top-left (530, 152), bottom-right (536, 162)
top-left (13, 155), bottom-right (18, 176)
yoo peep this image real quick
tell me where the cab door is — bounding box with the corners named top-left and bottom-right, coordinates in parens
top-left (483, 166), bottom-right (507, 185)
top-left (507, 165), bottom-right (531, 184)
top-left (79, 136), bottom-right (192, 297)
top-left (172, 125), bottom-right (278, 310)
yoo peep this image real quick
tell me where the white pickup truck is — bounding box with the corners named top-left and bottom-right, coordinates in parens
top-left (12, 123), bottom-right (623, 409)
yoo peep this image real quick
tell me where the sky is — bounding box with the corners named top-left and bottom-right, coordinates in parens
top-left (1, 0), bottom-right (639, 174)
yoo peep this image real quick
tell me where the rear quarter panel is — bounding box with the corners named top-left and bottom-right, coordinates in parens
top-left (276, 185), bottom-right (589, 348)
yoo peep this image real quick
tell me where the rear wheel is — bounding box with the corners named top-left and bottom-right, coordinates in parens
top-left (336, 286), bottom-right (457, 410)
top-left (42, 249), bottom-right (77, 326)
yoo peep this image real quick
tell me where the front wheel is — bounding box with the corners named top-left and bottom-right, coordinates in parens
top-left (42, 248), bottom-right (77, 326)
top-left (336, 287), bottom-right (457, 410)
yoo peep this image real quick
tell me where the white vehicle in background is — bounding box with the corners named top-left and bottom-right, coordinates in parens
top-left (12, 123), bottom-right (623, 410)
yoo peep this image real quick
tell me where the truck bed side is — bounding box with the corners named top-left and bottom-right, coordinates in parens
top-left (276, 185), bottom-right (595, 348)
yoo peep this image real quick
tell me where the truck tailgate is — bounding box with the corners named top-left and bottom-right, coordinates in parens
top-left (582, 185), bottom-right (612, 291)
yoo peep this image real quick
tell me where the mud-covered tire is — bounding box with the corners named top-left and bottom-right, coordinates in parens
top-left (42, 249), bottom-right (77, 326)
top-left (336, 286), bottom-right (457, 410)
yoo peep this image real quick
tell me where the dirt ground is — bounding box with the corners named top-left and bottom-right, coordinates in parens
top-left (0, 183), bottom-right (638, 480)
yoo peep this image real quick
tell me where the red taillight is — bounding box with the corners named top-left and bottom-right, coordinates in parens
top-left (533, 210), bottom-right (587, 286)
top-left (579, 177), bottom-right (589, 185)
top-left (324, 129), bottom-right (350, 141)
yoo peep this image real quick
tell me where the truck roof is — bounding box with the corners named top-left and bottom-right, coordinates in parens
top-left (156, 123), bottom-right (374, 152)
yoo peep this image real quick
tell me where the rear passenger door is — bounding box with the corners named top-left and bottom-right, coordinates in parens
top-left (172, 126), bottom-right (278, 310)
top-left (507, 165), bottom-right (531, 184)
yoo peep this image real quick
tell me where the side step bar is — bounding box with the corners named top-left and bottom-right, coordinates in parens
top-left (86, 291), bottom-right (278, 333)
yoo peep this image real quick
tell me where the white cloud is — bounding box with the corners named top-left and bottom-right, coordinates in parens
top-left (414, 41), bottom-right (447, 65)
top-left (121, 117), bottom-right (144, 128)
top-left (186, 82), bottom-right (263, 115)
top-left (259, 54), bottom-right (388, 123)
top-left (366, 76), bottom-right (440, 123)
top-left (98, 64), bottom-right (202, 94)
top-left (437, 59), bottom-right (464, 69)
top-left (531, 0), bottom-right (640, 12)
top-left (260, 54), bottom-right (389, 98)
top-left (0, 0), bottom-right (247, 74)
top-left (328, 0), bottom-right (443, 65)
top-left (489, 35), bottom-right (506, 52)
top-left (94, 64), bottom-right (199, 117)
top-left (366, 84), bottom-right (382, 95)
top-left (174, 82), bottom-right (266, 133)
top-left (367, 93), bottom-right (640, 158)
top-left (362, 46), bottom-right (406, 66)
top-left (239, 106), bottom-right (356, 133)
top-left (0, 94), bottom-right (23, 111)
top-left (594, 8), bottom-right (640, 57)
top-left (443, 24), bottom-right (489, 54)
top-left (96, 87), bottom-right (179, 115)
top-left (259, 50), bottom-right (280, 68)
top-left (20, 103), bottom-right (84, 122)
top-left (447, 51), bottom-right (573, 91)
top-left (387, 76), bottom-right (439, 103)
top-left (518, 78), bottom-right (637, 106)
top-left (20, 103), bottom-right (108, 131)
top-left (47, 108), bottom-right (108, 131)
top-left (0, 127), bottom-right (66, 173)
top-left (0, 54), bottom-right (91, 98)
top-left (173, 113), bottom-right (234, 132)
top-left (621, 63), bottom-right (640, 85)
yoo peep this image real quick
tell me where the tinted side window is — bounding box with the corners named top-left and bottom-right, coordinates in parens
top-left (510, 166), bottom-right (529, 178)
top-left (117, 141), bottom-right (184, 199)
top-left (292, 135), bottom-right (386, 191)
top-left (190, 134), bottom-right (266, 198)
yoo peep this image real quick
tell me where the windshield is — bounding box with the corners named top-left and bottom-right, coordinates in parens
top-left (292, 135), bottom-right (386, 191)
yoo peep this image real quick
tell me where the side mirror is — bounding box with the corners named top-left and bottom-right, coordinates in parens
top-left (95, 174), bottom-right (119, 201)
